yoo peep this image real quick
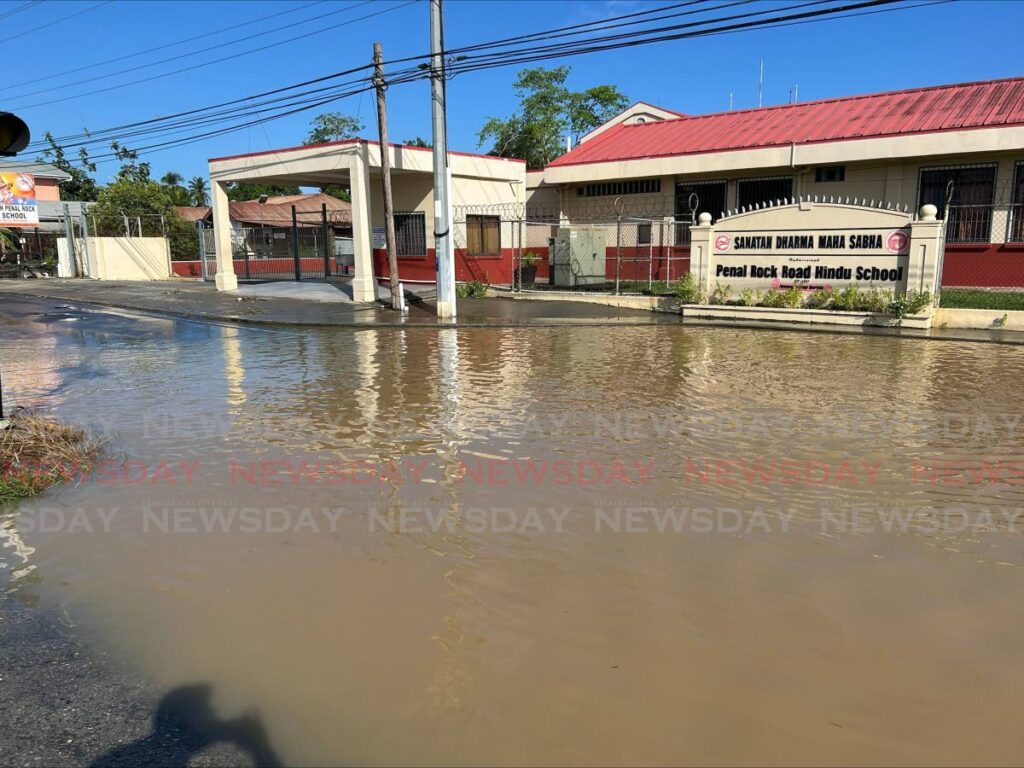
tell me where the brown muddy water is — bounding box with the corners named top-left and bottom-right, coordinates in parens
top-left (2, 299), bottom-right (1024, 766)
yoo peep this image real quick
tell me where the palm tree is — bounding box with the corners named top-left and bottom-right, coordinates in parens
top-left (161, 171), bottom-right (184, 187)
top-left (188, 176), bottom-right (209, 207)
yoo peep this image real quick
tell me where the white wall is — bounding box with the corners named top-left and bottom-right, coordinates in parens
top-left (77, 237), bottom-right (172, 280)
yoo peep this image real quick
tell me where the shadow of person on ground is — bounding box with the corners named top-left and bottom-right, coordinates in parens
top-left (89, 683), bottom-right (283, 767)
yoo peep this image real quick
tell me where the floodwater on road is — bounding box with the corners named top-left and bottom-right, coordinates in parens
top-left (2, 297), bottom-right (1024, 766)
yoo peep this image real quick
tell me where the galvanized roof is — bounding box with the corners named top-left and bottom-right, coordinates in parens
top-left (0, 159), bottom-right (71, 180)
top-left (547, 76), bottom-right (1024, 168)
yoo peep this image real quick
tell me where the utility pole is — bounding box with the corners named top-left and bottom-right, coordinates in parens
top-left (373, 42), bottom-right (403, 312)
top-left (430, 0), bottom-right (456, 321)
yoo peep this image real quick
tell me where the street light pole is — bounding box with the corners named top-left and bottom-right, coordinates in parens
top-left (430, 0), bottom-right (456, 321)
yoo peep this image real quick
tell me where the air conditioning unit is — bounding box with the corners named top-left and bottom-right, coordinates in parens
top-left (552, 227), bottom-right (606, 287)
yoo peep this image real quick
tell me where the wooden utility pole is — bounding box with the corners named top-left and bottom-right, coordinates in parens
top-left (373, 42), bottom-right (402, 311)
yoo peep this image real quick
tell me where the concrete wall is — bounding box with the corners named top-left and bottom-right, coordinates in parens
top-left (35, 178), bottom-right (61, 202)
top-left (83, 237), bottom-right (172, 280)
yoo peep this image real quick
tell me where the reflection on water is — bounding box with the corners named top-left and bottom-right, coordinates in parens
top-left (3, 300), bottom-right (1024, 765)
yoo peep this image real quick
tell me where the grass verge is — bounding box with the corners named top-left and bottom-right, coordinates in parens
top-left (939, 289), bottom-right (1024, 311)
top-left (0, 410), bottom-right (103, 502)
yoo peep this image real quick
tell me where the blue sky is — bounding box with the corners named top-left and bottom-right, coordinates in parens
top-left (5, 0), bottom-right (1023, 183)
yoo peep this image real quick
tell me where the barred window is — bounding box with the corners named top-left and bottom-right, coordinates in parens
top-left (815, 166), bottom-right (845, 183)
top-left (919, 164), bottom-right (996, 243)
top-left (674, 180), bottom-right (727, 245)
top-left (394, 212), bottom-right (426, 257)
top-left (1011, 163), bottom-right (1024, 243)
top-left (577, 179), bottom-right (661, 197)
top-left (466, 215), bottom-right (500, 256)
top-left (736, 176), bottom-right (793, 209)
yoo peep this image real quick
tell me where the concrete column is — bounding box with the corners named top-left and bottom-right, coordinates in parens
top-left (906, 204), bottom-right (945, 296)
top-left (349, 147), bottom-right (377, 303)
top-left (689, 213), bottom-right (714, 295)
top-left (211, 180), bottom-right (237, 291)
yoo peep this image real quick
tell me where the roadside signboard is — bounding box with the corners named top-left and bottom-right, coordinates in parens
top-left (0, 172), bottom-right (38, 227)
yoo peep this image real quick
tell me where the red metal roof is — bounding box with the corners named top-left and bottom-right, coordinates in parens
top-left (548, 77), bottom-right (1024, 168)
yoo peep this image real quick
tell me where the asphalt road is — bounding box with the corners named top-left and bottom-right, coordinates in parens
top-left (0, 590), bottom-right (269, 767)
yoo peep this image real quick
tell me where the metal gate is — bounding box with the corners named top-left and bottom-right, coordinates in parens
top-left (0, 229), bottom-right (61, 278)
top-left (197, 205), bottom-right (354, 283)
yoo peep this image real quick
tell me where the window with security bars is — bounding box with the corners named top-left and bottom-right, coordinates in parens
top-left (577, 179), bottom-right (661, 197)
top-left (394, 212), bottom-right (426, 257)
top-left (918, 164), bottom-right (996, 243)
top-left (466, 215), bottom-right (501, 256)
top-left (736, 176), bottom-right (793, 209)
top-left (674, 181), bottom-right (726, 245)
top-left (1010, 163), bottom-right (1024, 243)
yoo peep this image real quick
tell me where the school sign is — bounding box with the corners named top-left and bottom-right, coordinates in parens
top-left (689, 198), bottom-right (943, 297)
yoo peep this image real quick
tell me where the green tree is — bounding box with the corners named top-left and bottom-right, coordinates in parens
top-left (111, 141), bottom-right (151, 183)
top-left (187, 176), bottom-right (209, 207)
top-left (37, 132), bottom-right (100, 202)
top-left (403, 137), bottom-right (431, 148)
top-left (303, 112), bottom-right (364, 202)
top-left (477, 66), bottom-right (629, 168)
top-left (226, 182), bottom-right (302, 201)
top-left (304, 112), bottom-right (364, 145)
top-left (159, 171), bottom-right (190, 205)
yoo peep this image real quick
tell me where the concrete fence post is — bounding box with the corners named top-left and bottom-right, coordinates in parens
top-left (689, 212), bottom-right (715, 297)
top-left (906, 204), bottom-right (945, 299)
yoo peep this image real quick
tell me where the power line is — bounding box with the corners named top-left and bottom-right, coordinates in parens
top-left (39, 0), bottom-right (942, 166)
top-left (6, 0), bottom-right (112, 37)
top-left (26, 0), bottom-right (713, 150)
top-left (7, 0), bottom-right (328, 94)
top-left (8, 0), bottom-right (414, 110)
top-left (4, 0), bottom-right (378, 104)
top-left (0, 1), bottom-right (42, 22)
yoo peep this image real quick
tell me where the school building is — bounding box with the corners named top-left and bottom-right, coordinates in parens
top-left (526, 76), bottom-right (1024, 289)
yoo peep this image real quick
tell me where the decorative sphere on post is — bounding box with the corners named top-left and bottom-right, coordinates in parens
top-left (697, 212), bottom-right (712, 226)
top-left (919, 204), bottom-right (938, 222)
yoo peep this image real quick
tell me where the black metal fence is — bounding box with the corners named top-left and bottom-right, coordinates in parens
top-left (197, 204), bottom-right (354, 282)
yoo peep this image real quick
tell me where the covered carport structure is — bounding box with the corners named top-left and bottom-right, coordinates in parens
top-left (207, 139), bottom-right (526, 301)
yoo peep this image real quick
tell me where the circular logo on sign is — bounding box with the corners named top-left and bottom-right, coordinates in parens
top-left (714, 234), bottom-right (732, 252)
top-left (886, 230), bottom-right (909, 253)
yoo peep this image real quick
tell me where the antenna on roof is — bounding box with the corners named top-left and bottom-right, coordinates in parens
top-left (758, 59), bottom-right (764, 108)
top-left (793, 83), bottom-right (798, 103)
top-left (728, 92), bottom-right (733, 111)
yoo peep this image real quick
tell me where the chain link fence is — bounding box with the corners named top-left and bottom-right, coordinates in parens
top-left (452, 202), bottom-right (694, 295)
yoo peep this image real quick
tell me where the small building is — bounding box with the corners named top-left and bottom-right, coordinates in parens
top-left (0, 160), bottom-right (90, 273)
top-left (527, 76), bottom-right (1024, 289)
top-left (206, 139), bottom-right (525, 297)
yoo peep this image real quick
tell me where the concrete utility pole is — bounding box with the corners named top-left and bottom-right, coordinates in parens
top-left (373, 42), bottom-right (403, 312)
top-left (430, 0), bottom-right (456, 320)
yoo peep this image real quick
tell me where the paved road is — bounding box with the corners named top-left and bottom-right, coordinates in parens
top-left (0, 279), bottom-right (670, 328)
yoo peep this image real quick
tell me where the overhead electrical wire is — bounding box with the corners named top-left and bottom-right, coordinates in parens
top-left (59, 0), bottom-right (934, 164)
top-left (7, 0), bottom-right (112, 37)
top-left (8, 0), bottom-right (416, 110)
top-left (25, 0), bottom-right (703, 151)
top-left (7, 0), bottom-right (328, 93)
top-left (0, 1), bottom-right (42, 22)
top-left (32, 0), bottom-right (941, 165)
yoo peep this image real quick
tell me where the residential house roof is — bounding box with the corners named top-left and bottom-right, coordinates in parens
top-left (547, 76), bottom-right (1024, 167)
top-left (173, 193), bottom-right (351, 227)
top-left (173, 206), bottom-right (211, 223)
top-left (0, 159), bottom-right (71, 181)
